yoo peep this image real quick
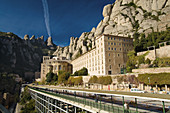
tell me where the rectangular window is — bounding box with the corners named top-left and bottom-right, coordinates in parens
top-left (111, 42), bottom-right (113, 45)
top-left (108, 42), bottom-right (110, 45)
top-left (111, 48), bottom-right (113, 50)
top-left (114, 43), bottom-right (116, 45)
top-left (114, 48), bottom-right (116, 51)
top-left (108, 47), bottom-right (110, 50)
top-left (59, 65), bottom-right (61, 70)
top-left (108, 37), bottom-right (109, 40)
top-left (111, 37), bottom-right (113, 40)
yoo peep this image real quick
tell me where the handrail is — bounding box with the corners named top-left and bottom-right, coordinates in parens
top-left (0, 104), bottom-right (10, 113)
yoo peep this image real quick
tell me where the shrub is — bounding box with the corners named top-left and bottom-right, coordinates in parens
top-left (145, 58), bottom-right (151, 64)
top-left (58, 71), bottom-right (70, 84)
top-left (67, 76), bottom-right (83, 86)
top-left (88, 75), bottom-right (98, 84)
top-left (98, 76), bottom-right (112, 85)
top-left (138, 73), bottom-right (170, 85)
top-left (72, 67), bottom-right (88, 76)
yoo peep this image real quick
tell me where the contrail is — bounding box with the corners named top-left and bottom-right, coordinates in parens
top-left (42, 0), bottom-right (51, 37)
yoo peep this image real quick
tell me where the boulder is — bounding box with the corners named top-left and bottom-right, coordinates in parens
top-left (24, 34), bottom-right (29, 40)
top-left (30, 35), bottom-right (35, 42)
top-left (122, 0), bottom-right (132, 5)
top-left (103, 4), bottom-right (112, 17)
top-left (103, 16), bottom-right (110, 23)
top-left (103, 25), bottom-right (114, 34)
top-left (82, 45), bottom-right (87, 54)
top-left (47, 37), bottom-right (53, 47)
top-left (95, 25), bottom-right (107, 37)
top-left (91, 27), bottom-right (96, 33)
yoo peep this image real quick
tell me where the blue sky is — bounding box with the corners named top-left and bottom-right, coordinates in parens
top-left (0, 0), bottom-right (115, 46)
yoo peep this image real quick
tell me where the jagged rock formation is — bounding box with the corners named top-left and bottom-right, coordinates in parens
top-left (53, 0), bottom-right (170, 60)
top-left (0, 32), bottom-right (56, 76)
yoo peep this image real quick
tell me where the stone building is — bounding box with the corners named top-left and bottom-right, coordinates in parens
top-left (41, 56), bottom-right (72, 81)
top-left (71, 34), bottom-right (133, 75)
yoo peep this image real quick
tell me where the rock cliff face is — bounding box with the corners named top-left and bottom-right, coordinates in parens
top-left (53, 0), bottom-right (170, 60)
top-left (0, 32), bottom-right (55, 76)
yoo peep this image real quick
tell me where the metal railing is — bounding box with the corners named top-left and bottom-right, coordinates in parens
top-left (29, 87), bottom-right (138, 113)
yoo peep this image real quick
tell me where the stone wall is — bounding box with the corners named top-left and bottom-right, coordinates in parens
top-left (137, 45), bottom-right (170, 61)
top-left (132, 67), bottom-right (170, 74)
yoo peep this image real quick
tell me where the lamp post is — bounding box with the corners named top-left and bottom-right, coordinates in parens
top-left (147, 77), bottom-right (150, 91)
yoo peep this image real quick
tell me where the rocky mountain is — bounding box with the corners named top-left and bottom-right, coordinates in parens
top-left (53, 0), bottom-right (170, 60)
top-left (0, 32), bottom-right (56, 77)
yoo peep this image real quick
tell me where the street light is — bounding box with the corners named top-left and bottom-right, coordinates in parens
top-left (148, 77), bottom-right (150, 84)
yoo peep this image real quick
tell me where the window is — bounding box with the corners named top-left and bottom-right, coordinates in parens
top-left (111, 37), bottom-right (113, 40)
top-left (111, 42), bottom-right (113, 45)
top-left (59, 65), bottom-right (61, 70)
top-left (108, 47), bottom-right (110, 50)
top-left (114, 43), bottom-right (116, 45)
top-left (114, 38), bottom-right (115, 40)
top-left (108, 42), bottom-right (110, 45)
top-left (114, 48), bottom-right (116, 51)
top-left (109, 59), bottom-right (111, 62)
top-left (111, 48), bottom-right (113, 50)
top-left (55, 66), bottom-right (57, 70)
top-left (108, 71), bottom-right (112, 75)
top-left (108, 37), bottom-right (109, 40)
top-left (119, 64), bottom-right (120, 67)
top-left (110, 65), bottom-right (112, 69)
top-left (120, 48), bottom-right (121, 51)
top-left (109, 53), bottom-right (110, 56)
top-left (118, 54), bottom-right (119, 56)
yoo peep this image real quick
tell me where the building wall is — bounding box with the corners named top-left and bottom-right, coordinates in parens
top-left (132, 67), bottom-right (170, 74)
top-left (137, 45), bottom-right (170, 61)
top-left (104, 35), bottom-right (133, 75)
top-left (71, 34), bottom-right (133, 76)
top-left (41, 56), bottom-right (72, 81)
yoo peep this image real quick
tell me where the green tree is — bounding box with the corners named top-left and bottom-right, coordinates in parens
top-left (88, 75), bottom-right (98, 83)
top-left (46, 71), bottom-right (55, 83)
top-left (126, 50), bottom-right (137, 72)
top-left (97, 76), bottom-right (112, 85)
top-left (78, 67), bottom-right (88, 76)
top-left (20, 86), bottom-right (31, 105)
top-left (58, 71), bottom-right (70, 84)
top-left (72, 67), bottom-right (88, 76)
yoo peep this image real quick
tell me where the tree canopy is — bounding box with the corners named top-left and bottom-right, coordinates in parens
top-left (72, 67), bottom-right (88, 76)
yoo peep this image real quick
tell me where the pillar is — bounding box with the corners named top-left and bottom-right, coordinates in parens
top-left (165, 85), bottom-right (167, 93)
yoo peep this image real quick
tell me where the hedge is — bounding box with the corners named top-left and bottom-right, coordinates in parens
top-left (138, 73), bottom-right (170, 85)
